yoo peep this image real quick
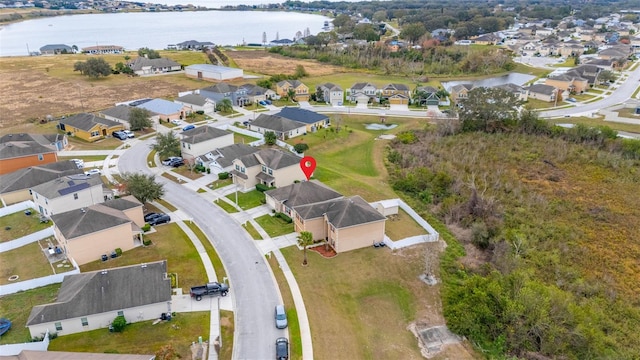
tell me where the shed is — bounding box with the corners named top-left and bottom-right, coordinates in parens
top-left (185, 64), bottom-right (244, 81)
top-left (373, 199), bottom-right (399, 216)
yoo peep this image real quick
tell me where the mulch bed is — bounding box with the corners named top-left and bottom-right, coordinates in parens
top-left (309, 245), bottom-right (337, 258)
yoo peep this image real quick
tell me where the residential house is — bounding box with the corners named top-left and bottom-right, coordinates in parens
top-left (230, 148), bottom-right (305, 190)
top-left (265, 180), bottom-right (343, 218)
top-left (316, 83), bottom-right (344, 106)
top-left (598, 46), bottom-right (632, 60)
top-left (584, 58), bottom-right (617, 71)
top-left (449, 84), bottom-right (474, 103)
top-left (276, 107), bottom-right (330, 133)
top-left (519, 41), bottom-right (539, 56)
top-left (50, 196), bottom-right (145, 265)
top-left (196, 143), bottom-right (259, 173)
top-left (31, 175), bottom-right (109, 217)
top-left (176, 40), bottom-right (215, 50)
top-left (81, 45), bottom-right (124, 54)
top-left (558, 43), bottom-right (584, 57)
top-left (494, 83), bottom-right (529, 101)
top-left (276, 80), bottom-right (310, 102)
top-left (380, 83), bottom-right (411, 107)
top-left (99, 105), bottom-right (134, 129)
top-left (185, 64), bottom-right (244, 81)
top-left (545, 72), bottom-right (589, 93)
top-left (180, 126), bottom-right (234, 162)
top-left (293, 195), bottom-right (386, 253)
top-left (269, 39), bottom-right (295, 46)
top-left (0, 133), bottom-right (63, 175)
top-left (135, 99), bottom-right (187, 122)
top-left (347, 82), bottom-right (378, 104)
top-left (472, 33), bottom-right (502, 45)
top-left (414, 86), bottom-right (440, 106)
top-left (1, 350), bottom-right (155, 360)
top-left (239, 84), bottom-right (276, 104)
top-left (198, 83), bottom-right (250, 107)
top-left (174, 93), bottom-right (216, 114)
top-left (26, 260), bottom-right (171, 337)
top-left (59, 113), bottom-right (124, 143)
top-left (127, 57), bottom-right (181, 76)
top-left (39, 44), bottom-right (73, 55)
top-left (0, 161), bottom-right (83, 206)
top-left (527, 84), bottom-right (558, 102)
top-left (534, 28), bottom-right (555, 38)
top-left (248, 114), bottom-right (307, 140)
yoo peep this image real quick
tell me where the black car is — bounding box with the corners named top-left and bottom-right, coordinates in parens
top-left (149, 214), bottom-right (171, 225)
top-left (169, 158), bottom-right (184, 167)
top-left (144, 213), bottom-right (159, 222)
top-left (275, 337), bottom-right (289, 360)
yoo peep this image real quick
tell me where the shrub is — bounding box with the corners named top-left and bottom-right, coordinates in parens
top-left (195, 110), bottom-right (205, 115)
top-left (143, 239), bottom-right (152, 246)
top-left (276, 212), bottom-right (293, 223)
top-left (256, 183), bottom-right (270, 192)
top-left (141, 224), bottom-right (151, 232)
top-left (207, 168), bottom-right (211, 174)
top-left (111, 315), bottom-right (127, 332)
top-left (397, 131), bottom-right (417, 144)
top-left (115, 248), bottom-right (122, 257)
top-left (218, 172), bottom-right (229, 180)
top-left (293, 143), bottom-right (309, 153)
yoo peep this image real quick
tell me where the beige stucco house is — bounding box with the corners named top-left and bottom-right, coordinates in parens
top-left (180, 126), bottom-right (234, 162)
top-left (294, 195), bottom-right (386, 253)
top-left (230, 149), bottom-right (305, 191)
top-left (51, 196), bottom-right (145, 265)
top-left (249, 114), bottom-right (307, 140)
top-left (527, 84), bottom-right (558, 102)
top-left (0, 161), bottom-right (83, 206)
top-left (265, 180), bottom-right (343, 218)
top-left (31, 175), bottom-right (109, 217)
top-left (26, 260), bottom-right (171, 338)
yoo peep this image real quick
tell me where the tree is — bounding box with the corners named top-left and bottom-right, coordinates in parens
top-left (114, 62), bottom-right (133, 75)
top-left (74, 58), bottom-right (111, 78)
top-left (297, 231), bottom-right (314, 266)
top-left (129, 107), bottom-right (152, 131)
top-left (598, 70), bottom-right (617, 84)
top-left (121, 172), bottom-right (165, 204)
top-left (293, 143), bottom-right (309, 154)
top-left (71, 45), bottom-right (78, 53)
top-left (138, 47), bottom-right (161, 59)
top-left (353, 23), bottom-right (380, 42)
top-left (111, 315), bottom-right (127, 332)
top-left (264, 131), bottom-right (277, 145)
top-left (293, 64), bottom-right (308, 78)
top-left (459, 87), bottom-right (523, 133)
top-left (400, 23), bottom-right (427, 44)
top-left (287, 88), bottom-right (297, 102)
top-left (332, 14), bottom-right (352, 30)
top-left (216, 98), bottom-right (233, 113)
top-left (152, 131), bottom-right (181, 158)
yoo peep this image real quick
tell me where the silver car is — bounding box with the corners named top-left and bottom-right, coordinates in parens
top-left (275, 305), bottom-right (288, 329)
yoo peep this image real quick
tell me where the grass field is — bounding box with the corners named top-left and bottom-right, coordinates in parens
top-left (185, 221), bottom-right (228, 282)
top-left (549, 115), bottom-right (640, 134)
top-left (213, 199), bottom-right (239, 213)
top-left (234, 132), bottom-right (261, 145)
top-left (384, 208), bottom-right (428, 241)
top-left (0, 210), bottom-right (52, 243)
top-left (242, 222), bottom-right (263, 240)
top-left (0, 241), bottom-right (55, 285)
top-left (0, 283), bottom-right (61, 344)
top-left (254, 214), bottom-right (295, 238)
top-left (225, 190), bottom-right (264, 210)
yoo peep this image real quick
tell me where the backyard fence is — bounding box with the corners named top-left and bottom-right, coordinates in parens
top-left (0, 266), bottom-right (79, 296)
top-left (0, 227), bottom-right (54, 253)
top-left (0, 200), bottom-right (36, 217)
top-left (0, 330), bottom-right (49, 356)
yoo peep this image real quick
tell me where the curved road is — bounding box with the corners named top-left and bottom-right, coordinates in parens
top-left (118, 140), bottom-right (284, 359)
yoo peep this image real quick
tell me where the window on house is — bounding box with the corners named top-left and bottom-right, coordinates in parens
top-left (262, 165), bottom-right (266, 172)
top-left (38, 154), bottom-right (44, 161)
top-left (73, 193), bottom-right (78, 200)
top-left (45, 199), bottom-right (48, 204)
top-left (182, 143), bottom-right (185, 148)
top-left (55, 322), bottom-right (62, 331)
top-left (90, 131), bottom-right (100, 137)
top-left (241, 167), bottom-right (245, 173)
top-left (81, 317), bottom-right (88, 326)
top-left (117, 310), bottom-right (124, 317)
top-left (188, 144), bottom-right (191, 149)
top-left (235, 164), bottom-right (239, 171)
top-left (268, 169), bottom-right (273, 175)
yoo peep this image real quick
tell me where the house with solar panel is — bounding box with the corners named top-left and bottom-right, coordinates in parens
top-left (30, 174), bottom-right (111, 217)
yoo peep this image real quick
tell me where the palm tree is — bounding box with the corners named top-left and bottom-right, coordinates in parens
top-left (297, 231), bottom-right (313, 266)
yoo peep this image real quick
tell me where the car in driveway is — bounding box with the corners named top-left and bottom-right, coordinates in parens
top-left (171, 119), bottom-right (182, 125)
top-left (149, 214), bottom-right (171, 225)
top-left (144, 213), bottom-right (160, 222)
top-left (123, 130), bottom-right (135, 138)
top-left (112, 131), bottom-right (128, 140)
top-left (69, 159), bottom-right (84, 168)
top-left (84, 169), bottom-right (101, 176)
top-left (259, 100), bottom-right (267, 106)
top-left (162, 157), bottom-right (183, 166)
top-left (275, 337), bottom-right (289, 360)
top-left (168, 158), bottom-right (184, 167)
top-left (182, 124), bottom-right (196, 131)
top-left (275, 305), bottom-right (288, 329)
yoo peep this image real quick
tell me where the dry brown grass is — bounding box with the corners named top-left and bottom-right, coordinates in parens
top-left (385, 208), bottom-right (428, 241)
top-left (226, 49), bottom-right (345, 77)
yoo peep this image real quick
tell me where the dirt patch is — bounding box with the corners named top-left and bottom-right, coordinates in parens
top-left (227, 49), bottom-right (345, 77)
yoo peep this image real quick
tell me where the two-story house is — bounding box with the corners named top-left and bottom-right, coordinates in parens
top-left (0, 133), bottom-right (64, 175)
top-left (315, 83), bottom-right (344, 105)
top-left (180, 126), bottom-right (234, 162)
top-left (196, 143), bottom-right (259, 174)
top-left (240, 83), bottom-right (276, 104)
top-left (0, 161), bottom-right (83, 206)
top-left (494, 83), bottom-right (529, 101)
top-left (347, 82), bottom-right (378, 105)
top-left (198, 83), bottom-right (250, 107)
top-left (31, 174), bottom-right (110, 217)
top-left (230, 148), bottom-right (305, 190)
top-left (59, 113), bottom-right (124, 143)
top-left (276, 80), bottom-right (310, 102)
top-left (380, 83), bottom-right (411, 106)
top-left (449, 84), bottom-right (474, 104)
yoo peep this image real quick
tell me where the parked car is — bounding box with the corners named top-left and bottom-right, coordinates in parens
top-left (162, 157), bottom-right (182, 166)
top-left (275, 305), bottom-right (288, 329)
top-left (144, 213), bottom-right (160, 222)
top-left (84, 169), bottom-right (101, 176)
top-left (182, 124), bottom-right (196, 131)
top-left (69, 159), bottom-right (84, 168)
top-left (171, 119), bottom-right (182, 125)
top-left (265, 99), bottom-right (272, 105)
top-left (112, 131), bottom-right (127, 140)
top-left (123, 130), bottom-right (135, 138)
top-left (567, 98), bottom-right (577, 103)
top-left (275, 337), bottom-right (289, 360)
top-left (149, 214), bottom-right (171, 225)
top-left (258, 100), bottom-right (267, 106)
top-left (168, 158), bottom-right (184, 167)
top-left (243, 121), bottom-right (250, 126)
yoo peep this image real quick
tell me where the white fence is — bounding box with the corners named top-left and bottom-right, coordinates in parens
top-left (0, 227), bottom-right (55, 253)
top-left (0, 259), bottom-right (80, 296)
top-left (0, 330), bottom-right (49, 356)
top-left (222, 124), bottom-right (301, 156)
top-left (0, 200), bottom-right (36, 217)
top-left (373, 198), bottom-right (440, 250)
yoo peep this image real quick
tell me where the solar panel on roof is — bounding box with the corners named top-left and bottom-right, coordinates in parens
top-left (58, 182), bottom-right (90, 196)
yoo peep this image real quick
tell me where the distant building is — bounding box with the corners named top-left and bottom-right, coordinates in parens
top-left (81, 45), bottom-right (124, 54)
top-left (127, 57), bottom-right (181, 76)
top-left (39, 44), bottom-right (73, 55)
top-left (173, 40), bottom-right (215, 50)
top-left (185, 64), bottom-right (243, 81)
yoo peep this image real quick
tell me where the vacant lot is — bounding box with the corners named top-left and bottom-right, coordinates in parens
top-left (225, 49), bottom-right (345, 77)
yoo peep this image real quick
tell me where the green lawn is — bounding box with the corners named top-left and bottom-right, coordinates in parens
top-left (208, 178), bottom-right (233, 189)
top-left (524, 98), bottom-right (555, 110)
top-left (58, 155), bottom-right (107, 163)
top-left (549, 116), bottom-right (640, 134)
top-left (254, 214), bottom-right (295, 238)
top-left (225, 190), bottom-right (265, 210)
top-left (0, 283), bottom-right (61, 344)
top-left (233, 132), bottom-right (261, 145)
top-left (267, 254), bottom-right (302, 359)
top-left (48, 312), bottom-right (210, 358)
top-left (384, 209), bottom-right (428, 241)
top-left (213, 199), bottom-right (239, 213)
top-left (242, 221), bottom-right (263, 240)
top-left (0, 210), bottom-right (52, 243)
top-left (147, 149), bottom-right (157, 168)
top-left (219, 310), bottom-right (235, 360)
top-left (0, 241), bottom-right (57, 285)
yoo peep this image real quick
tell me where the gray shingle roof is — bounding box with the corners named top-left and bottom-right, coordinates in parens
top-left (51, 199), bottom-right (138, 240)
top-left (251, 114), bottom-right (306, 133)
top-left (135, 99), bottom-right (183, 115)
top-left (127, 57), bottom-right (180, 71)
top-left (350, 82), bottom-right (376, 90)
top-left (206, 143), bottom-right (259, 168)
top-left (265, 180), bottom-right (343, 208)
top-left (175, 93), bottom-right (209, 107)
top-left (30, 175), bottom-right (103, 199)
top-left (0, 162), bottom-right (82, 193)
top-left (102, 195), bottom-right (142, 211)
top-left (528, 84), bottom-right (557, 95)
top-left (294, 195), bottom-right (386, 228)
top-left (10, 350), bottom-right (155, 360)
top-left (61, 113), bottom-right (121, 131)
top-left (181, 126), bottom-right (231, 144)
top-left (201, 83), bottom-right (239, 94)
top-left (276, 107), bottom-right (328, 125)
top-left (239, 83), bottom-right (271, 97)
top-left (416, 86), bottom-right (438, 93)
top-left (100, 105), bottom-right (133, 122)
top-left (255, 148), bottom-right (301, 170)
top-left (382, 83), bottom-right (410, 91)
top-left (276, 79), bottom-right (305, 88)
top-left (0, 133), bottom-right (58, 160)
top-left (317, 82), bottom-right (343, 91)
top-left (26, 261), bottom-right (171, 326)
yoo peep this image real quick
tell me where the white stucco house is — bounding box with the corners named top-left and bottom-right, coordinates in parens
top-left (30, 174), bottom-right (110, 217)
top-left (180, 125), bottom-right (234, 162)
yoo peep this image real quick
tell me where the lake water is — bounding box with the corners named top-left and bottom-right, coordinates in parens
top-left (159, 0), bottom-right (382, 8)
top-left (0, 10), bottom-right (330, 56)
top-left (441, 73), bottom-right (536, 91)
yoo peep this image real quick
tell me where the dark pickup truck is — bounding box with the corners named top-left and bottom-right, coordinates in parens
top-left (190, 282), bottom-right (229, 301)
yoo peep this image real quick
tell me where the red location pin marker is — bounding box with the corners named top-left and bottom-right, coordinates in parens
top-left (300, 156), bottom-right (316, 181)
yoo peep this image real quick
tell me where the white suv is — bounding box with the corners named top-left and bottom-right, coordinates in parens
top-left (123, 130), bottom-right (135, 138)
